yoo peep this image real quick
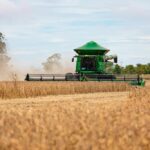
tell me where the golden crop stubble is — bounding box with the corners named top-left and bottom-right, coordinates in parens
top-left (0, 89), bottom-right (149, 150)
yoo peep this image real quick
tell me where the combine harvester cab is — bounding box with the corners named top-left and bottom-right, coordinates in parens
top-left (25, 41), bottom-right (145, 87)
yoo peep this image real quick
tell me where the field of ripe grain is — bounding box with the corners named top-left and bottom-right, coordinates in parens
top-left (0, 81), bottom-right (130, 99)
top-left (0, 82), bottom-right (149, 150)
top-left (142, 74), bottom-right (150, 80)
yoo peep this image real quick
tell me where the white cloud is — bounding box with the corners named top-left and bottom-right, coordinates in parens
top-left (31, 0), bottom-right (80, 6)
top-left (49, 38), bottom-right (66, 43)
top-left (0, 0), bottom-right (31, 19)
top-left (0, 0), bottom-right (150, 67)
top-left (0, 0), bottom-right (17, 15)
top-left (137, 36), bottom-right (150, 41)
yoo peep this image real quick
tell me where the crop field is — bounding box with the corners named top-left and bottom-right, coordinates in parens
top-left (0, 81), bottom-right (130, 99)
top-left (142, 74), bottom-right (150, 80)
top-left (0, 82), bottom-right (149, 150)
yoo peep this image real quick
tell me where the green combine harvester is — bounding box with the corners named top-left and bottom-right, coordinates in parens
top-left (25, 41), bottom-right (145, 86)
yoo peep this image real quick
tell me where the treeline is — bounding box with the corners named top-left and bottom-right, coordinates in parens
top-left (106, 63), bottom-right (150, 74)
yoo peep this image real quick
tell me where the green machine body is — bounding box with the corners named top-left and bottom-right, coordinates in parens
top-left (73, 41), bottom-right (117, 74)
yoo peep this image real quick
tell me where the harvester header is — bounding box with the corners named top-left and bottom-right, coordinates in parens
top-left (25, 41), bottom-right (145, 86)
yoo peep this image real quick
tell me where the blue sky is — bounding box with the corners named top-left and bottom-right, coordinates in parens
top-left (0, 0), bottom-right (150, 70)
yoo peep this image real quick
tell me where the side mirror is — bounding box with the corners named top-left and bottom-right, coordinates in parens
top-left (72, 57), bottom-right (74, 62)
top-left (114, 57), bottom-right (118, 63)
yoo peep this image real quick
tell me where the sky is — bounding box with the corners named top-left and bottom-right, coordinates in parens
top-left (0, 0), bottom-right (150, 70)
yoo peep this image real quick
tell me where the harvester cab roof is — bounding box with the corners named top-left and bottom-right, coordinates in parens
top-left (74, 41), bottom-right (109, 55)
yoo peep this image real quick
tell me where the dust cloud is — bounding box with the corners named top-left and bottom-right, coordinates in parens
top-left (0, 32), bottom-right (74, 81)
top-left (42, 53), bottom-right (63, 74)
top-left (41, 53), bottom-right (75, 74)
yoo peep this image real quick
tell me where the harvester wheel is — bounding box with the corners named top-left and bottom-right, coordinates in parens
top-left (65, 73), bottom-right (74, 81)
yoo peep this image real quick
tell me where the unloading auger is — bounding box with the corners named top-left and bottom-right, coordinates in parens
top-left (25, 41), bottom-right (145, 86)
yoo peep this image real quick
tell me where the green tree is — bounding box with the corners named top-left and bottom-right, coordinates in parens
top-left (113, 64), bottom-right (122, 74)
top-left (0, 32), bottom-right (6, 54)
top-left (0, 32), bottom-right (10, 74)
top-left (112, 63), bottom-right (150, 75)
top-left (146, 63), bottom-right (150, 74)
top-left (135, 64), bottom-right (146, 74)
top-left (124, 65), bottom-right (136, 74)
